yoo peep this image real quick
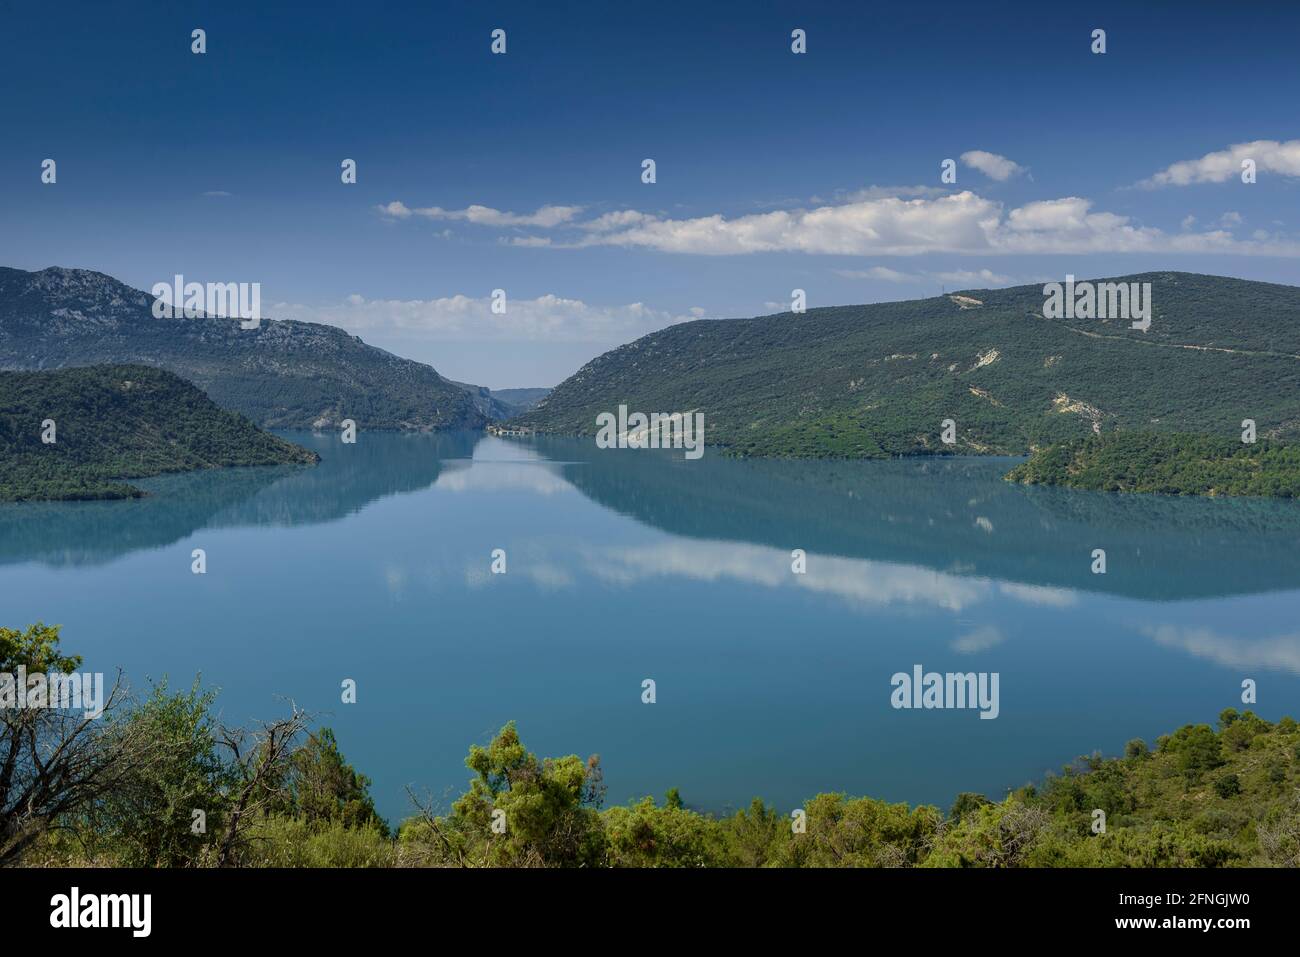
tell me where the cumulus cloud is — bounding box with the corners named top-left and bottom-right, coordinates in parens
top-left (589, 193), bottom-right (1296, 255)
top-left (960, 150), bottom-right (1026, 181)
top-left (993, 196), bottom-right (1279, 254)
top-left (593, 191), bottom-right (999, 255)
top-left (1140, 139), bottom-right (1300, 187)
top-left (270, 293), bottom-right (697, 342)
top-left (382, 189), bottom-right (1300, 257)
top-left (579, 209), bottom-right (655, 232)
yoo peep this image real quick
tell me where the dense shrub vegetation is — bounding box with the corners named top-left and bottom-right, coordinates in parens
top-left (1007, 432), bottom-right (1300, 497)
top-left (0, 365), bottom-right (318, 501)
top-left (388, 716), bottom-right (1300, 868)
top-left (10, 624), bottom-right (1298, 868)
top-left (516, 272), bottom-right (1300, 459)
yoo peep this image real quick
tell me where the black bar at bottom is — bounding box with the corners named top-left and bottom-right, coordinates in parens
top-left (1, 866), bottom-right (1277, 940)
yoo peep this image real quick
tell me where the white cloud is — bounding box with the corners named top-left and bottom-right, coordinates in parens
top-left (567, 191), bottom-right (1004, 255)
top-left (580, 209), bottom-right (655, 232)
top-left (960, 150), bottom-right (1026, 181)
top-left (1219, 211), bottom-right (1243, 226)
top-left (378, 202), bottom-right (583, 227)
top-left (271, 293), bottom-right (696, 342)
top-left (578, 193), bottom-right (1299, 256)
top-left (383, 189), bottom-right (1300, 258)
top-left (994, 196), bottom-right (1273, 254)
top-left (1140, 139), bottom-right (1300, 187)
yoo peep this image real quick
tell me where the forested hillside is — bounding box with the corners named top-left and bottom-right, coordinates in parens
top-left (515, 273), bottom-right (1300, 458)
top-left (1008, 432), bottom-right (1300, 497)
top-left (0, 365), bottom-right (318, 501)
top-left (0, 267), bottom-right (485, 430)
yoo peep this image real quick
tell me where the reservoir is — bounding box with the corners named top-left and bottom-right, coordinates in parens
top-left (2, 430), bottom-right (1298, 823)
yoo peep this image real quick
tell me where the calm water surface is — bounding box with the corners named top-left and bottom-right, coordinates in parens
top-left (3, 431), bottom-right (1299, 823)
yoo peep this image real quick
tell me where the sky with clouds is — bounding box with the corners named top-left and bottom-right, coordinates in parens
top-left (3, 1), bottom-right (1299, 388)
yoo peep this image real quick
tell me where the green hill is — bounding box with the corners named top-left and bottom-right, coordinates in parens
top-left (1008, 432), bottom-right (1300, 498)
top-left (514, 272), bottom-right (1300, 457)
top-left (0, 267), bottom-right (485, 431)
top-left (0, 365), bottom-right (318, 501)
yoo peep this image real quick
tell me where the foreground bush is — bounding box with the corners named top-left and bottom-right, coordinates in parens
top-left (8, 621), bottom-right (1298, 869)
top-left (238, 817), bottom-right (395, 868)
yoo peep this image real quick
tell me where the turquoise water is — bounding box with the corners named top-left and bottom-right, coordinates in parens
top-left (3, 430), bottom-right (1300, 823)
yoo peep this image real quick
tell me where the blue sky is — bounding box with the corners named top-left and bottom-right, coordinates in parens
top-left (3, 1), bottom-right (1300, 388)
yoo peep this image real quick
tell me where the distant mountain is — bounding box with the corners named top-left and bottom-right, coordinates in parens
top-left (0, 266), bottom-right (486, 431)
top-left (448, 380), bottom-right (516, 420)
top-left (490, 387), bottom-right (551, 414)
top-left (0, 364), bottom-right (318, 501)
top-left (448, 382), bottom-right (553, 419)
top-left (514, 272), bottom-right (1300, 457)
